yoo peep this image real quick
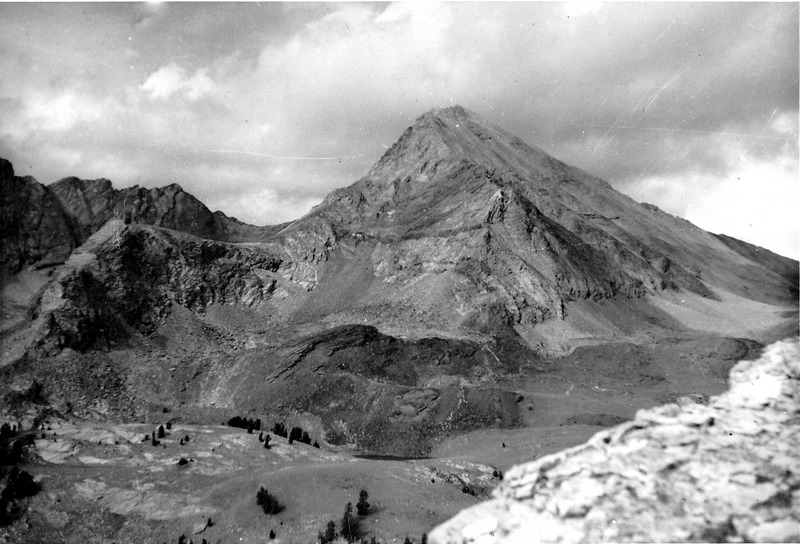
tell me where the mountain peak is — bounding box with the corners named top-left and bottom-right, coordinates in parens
top-left (361, 105), bottom-right (553, 195)
top-left (418, 104), bottom-right (478, 124)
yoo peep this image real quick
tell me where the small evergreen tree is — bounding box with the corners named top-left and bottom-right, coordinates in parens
top-left (264, 434), bottom-right (271, 449)
top-left (403, 537), bottom-right (412, 544)
top-left (340, 502), bottom-right (361, 543)
top-left (356, 489), bottom-right (370, 516)
top-left (256, 487), bottom-right (283, 515)
top-left (421, 533), bottom-right (428, 544)
top-left (272, 422), bottom-right (287, 438)
top-left (289, 427), bottom-right (303, 443)
top-left (301, 431), bottom-right (311, 445)
top-left (313, 440), bottom-right (320, 448)
top-left (157, 425), bottom-right (165, 439)
top-left (166, 421), bottom-right (172, 430)
top-left (323, 520), bottom-right (337, 543)
top-left (255, 418), bottom-right (262, 431)
top-left (269, 529), bottom-right (275, 539)
top-left (0, 423), bottom-right (13, 439)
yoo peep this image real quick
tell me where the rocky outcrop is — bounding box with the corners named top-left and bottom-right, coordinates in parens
top-left (0, 161), bottom-right (288, 274)
top-left (49, 176), bottom-right (280, 244)
top-left (0, 159), bottom-right (79, 271)
top-left (430, 338), bottom-right (800, 543)
top-left (51, 177), bottom-right (223, 243)
top-left (30, 221), bottom-right (289, 353)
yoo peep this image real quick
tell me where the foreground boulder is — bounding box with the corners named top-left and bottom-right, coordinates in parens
top-left (430, 338), bottom-right (800, 543)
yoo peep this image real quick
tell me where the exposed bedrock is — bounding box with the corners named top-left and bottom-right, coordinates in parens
top-left (430, 338), bottom-right (800, 543)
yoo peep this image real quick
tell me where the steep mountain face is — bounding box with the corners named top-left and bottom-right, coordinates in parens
top-left (1, 106), bottom-right (797, 454)
top-left (50, 177), bottom-right (220, 243)
top-left (49, 177), bottom-right (287, 246)
top-left (0, 159), bottom-right (78, 271)
top-left (285, 106), bottom-right (795, 342)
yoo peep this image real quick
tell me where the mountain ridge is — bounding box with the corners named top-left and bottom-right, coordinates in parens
top-left (1, 105), bottom-right (797, 455)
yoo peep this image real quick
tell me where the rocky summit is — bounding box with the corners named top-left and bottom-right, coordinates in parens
top-left (0, 106), bottom-right (798, 542)
top-left (429, 338), bottom-right (800, 544)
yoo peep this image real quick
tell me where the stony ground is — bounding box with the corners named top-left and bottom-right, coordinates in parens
top-left (430, 338), bottom-right (800, 544)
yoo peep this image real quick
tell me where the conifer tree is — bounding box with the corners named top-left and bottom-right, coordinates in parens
top-left (323, 520), bottom-right (337, 543)
top-left (157, 425), bottom-right (165, 439)
top-left (256, 486), bottom-right (283, 515)
top-left (356, 489), bottom-right (370, 516)
top-left (340, 502), bottom-right (361, 543)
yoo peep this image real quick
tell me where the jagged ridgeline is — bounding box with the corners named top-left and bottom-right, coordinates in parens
top-left (0, 106), bottom-right (797, 454)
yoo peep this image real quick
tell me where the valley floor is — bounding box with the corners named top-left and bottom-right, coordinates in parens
top-left (0, 333), bottom-right (773, 544)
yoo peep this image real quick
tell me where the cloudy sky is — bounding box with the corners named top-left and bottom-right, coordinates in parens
top-left (1, 2), bottom-right (797, 258)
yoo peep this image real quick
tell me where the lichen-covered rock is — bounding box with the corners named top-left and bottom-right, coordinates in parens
top-left (430, 338), bottom-right (800, 544)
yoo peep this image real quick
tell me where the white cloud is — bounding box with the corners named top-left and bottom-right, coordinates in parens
top-left (625, 149), bottom-right (799, 260)
top-left (141, 63), bottom-right (216, 101)
top-left (24, 92), bottom-right (107, 133)
top-left (685, 155), bottom-right (799, 259)
top-left (563, 0), bottom-right (603, 19)
top-left (214, 186), bottom-right (321, 226)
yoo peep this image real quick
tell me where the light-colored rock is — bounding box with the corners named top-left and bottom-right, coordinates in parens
top-left (746, 519), bottom-right (800, 543)
top-left (430, 338), bottom-right (800, 543)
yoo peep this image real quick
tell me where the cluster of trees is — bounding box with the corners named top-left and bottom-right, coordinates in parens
top-left (142, 422), bottom-right (193, 448)
top-left (227, 416), bottom-right (262, 432)
top-left (256, 486), bottom-right (284, 515)
top-left (0, 467), bottom-right (40, 526)
top-left (318, 490), bottom-right (372, 544)
top-left (234, 421), bottom-right (322, 448)
top-left (257, 432), bottom-right (273, 449)
top-left (146, 424), bottom-right (167, 446)
top-left (167, 536), bottom-right (210, 544)
top-left (0, 423), bottom-right (25, 465)
top-left (0, 423), bottom-right (18, 440)
top-left (228, 419), bottom-right (321, 447)
top-left (272, 423), bottom-right (311, 444)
